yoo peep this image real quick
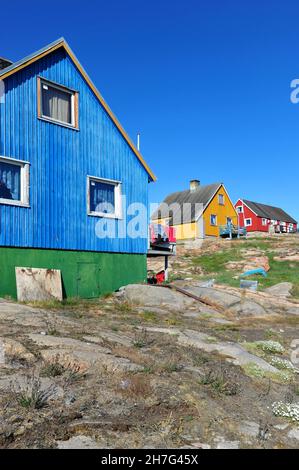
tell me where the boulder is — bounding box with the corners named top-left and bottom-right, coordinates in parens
top-left (265, 283), bottom-right (293, 298)
top-left (183, 286), bottom-right (241, 309)
top-left (288, 428), bottom-right (299, 441)
top-left (229, 300), bottom-right (267, 317)
top-left (0, 337), bottom-right (35, 365)
top-left (118, 284), bottom-right (195, 311)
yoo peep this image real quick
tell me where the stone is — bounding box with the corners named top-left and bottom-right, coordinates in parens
top-left (0, 373), bottom-right (64, 399)
top-left (27, 334), bottom-right (111, 354)
top-left (288, 428), bottom-right (299, 440)
top-left (229, 300), bottom-right (267, 317)
top-left (57, 435), bottom-right (102, 449)
top-left (286, 307), bottom-right (299, 316)
top-left (0, 337), bottom-right (35, 365)
top-left (215, 439), bottom-right (240, 449)
top-left (136, 306), bottom-right (170, 316)
top-left (28, 334), bottom-right (142, 373)
top-left (265, 283), bottom-right (293, 298)
top-left (118, 284), bottom-right (195, 311)
top-left (238, 421), bottom-right (260, 438)
top-left (83, 333), bottom-right (132, 348)
top-left (183, 286), bottom-right (241, 309)
top-left (274, 423), bottom-right (289, 430)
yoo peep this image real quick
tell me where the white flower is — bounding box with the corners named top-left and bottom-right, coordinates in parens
top-left (272, 402), bottom-right (299, 422)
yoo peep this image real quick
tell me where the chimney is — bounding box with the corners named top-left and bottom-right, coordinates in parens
top-left (0, 57), bottom-right (13, 71)
top-left (190, 179), bottom-right (200, 192)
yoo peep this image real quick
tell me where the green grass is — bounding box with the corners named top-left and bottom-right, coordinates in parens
top-left (190, 241), bottom-right (299, 298)
top-left (242, 362), bottom-right (293, 383)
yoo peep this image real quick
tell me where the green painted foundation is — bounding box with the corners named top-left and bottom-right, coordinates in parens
top-left (0, 247), bottom-right (147, 299)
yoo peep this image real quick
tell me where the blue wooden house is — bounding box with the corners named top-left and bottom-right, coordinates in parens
top-left (0, 38), bottom-right (156, 298)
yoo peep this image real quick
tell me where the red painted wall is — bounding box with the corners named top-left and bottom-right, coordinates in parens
top-left (234, 200), bottom-right (297, 233)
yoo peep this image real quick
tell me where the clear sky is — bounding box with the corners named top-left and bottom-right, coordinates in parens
top-left (1, 0), bottom-right (299, 220)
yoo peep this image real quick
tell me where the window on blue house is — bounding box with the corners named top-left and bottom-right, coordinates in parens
top-left (87, 176), bottom-right (122, 218)
top-left (0, 157), bottom-right (29, 206)
top-left (39, 78), bottom-right (78, 128)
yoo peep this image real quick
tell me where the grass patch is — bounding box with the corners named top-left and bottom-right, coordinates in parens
top-left (132, 328), bottom-right (149, 349)
top-left (242, 362), bottom-right (292, 383)
top-left (188, 241), bottom-right (299, 298)
top-left (199, 369), bottom-right (240, 395)
top-left (12, 375), bottom-right (56, 409)
top-left (140, 311), bottom-right (158, 322)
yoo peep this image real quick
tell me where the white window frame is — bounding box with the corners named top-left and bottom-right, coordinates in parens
top-left (262, 218), bottom-right (267, 226)
top-left (87, 175), bottom-right (122, 219)
top-left (236, 205), bottom-right (243, 213)
top-left (245, 218), bottom-right (252, 227)
top-left (210, 214), bottom-right (217, 226)
top-left (218, 194), bottom-right (225, 205)
top-left (0, 156), bottom-right (30, 207)
top-left (38, 77), bottom-right (78, 129)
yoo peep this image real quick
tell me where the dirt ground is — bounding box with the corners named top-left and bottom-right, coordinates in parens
top-left (1, 234), bottom-right (299, 449)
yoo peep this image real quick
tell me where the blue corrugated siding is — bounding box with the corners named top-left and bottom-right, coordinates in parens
top-left (0, 48), bottom-right (149, 254)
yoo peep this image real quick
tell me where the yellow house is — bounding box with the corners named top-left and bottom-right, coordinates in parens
top-left (151, 180), bottom-right (238, 239)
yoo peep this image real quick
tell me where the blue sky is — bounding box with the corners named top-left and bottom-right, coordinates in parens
top-left (1, 0), bottom-right (299, 220)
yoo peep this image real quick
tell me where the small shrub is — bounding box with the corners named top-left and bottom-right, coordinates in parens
top-left (63, 363), bottom-right (85, 386)
top-left (141, 311), bottom-right (158, 322)
top-left (199, 369), bottom-right (240, 396)
top-left (132, 328), bottom-right (149, 349)
top-left (40, 362), bottom-right (65, 378)
top-left (161, 362), bottom-right (182, 373)
top-left (12, 375), bottom-right (55, 409)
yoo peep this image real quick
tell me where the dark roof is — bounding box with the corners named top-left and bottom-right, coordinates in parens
top-left (243, 200), bottom-right (297, 224)
top-left (152, 182), bottom-right (222, 224)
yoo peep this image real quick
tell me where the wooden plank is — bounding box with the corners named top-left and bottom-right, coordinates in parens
top-left (15, 267), bottom-right (63, 302)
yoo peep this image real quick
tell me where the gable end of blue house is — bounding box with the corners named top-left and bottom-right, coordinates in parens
top-left (0, 40), bottom-right (155, 298)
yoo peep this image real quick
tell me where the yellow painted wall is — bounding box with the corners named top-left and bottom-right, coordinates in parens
top-left (203, 185), bottom-right (237, 237)
top-left (173, 222), bottom-right (198, 240)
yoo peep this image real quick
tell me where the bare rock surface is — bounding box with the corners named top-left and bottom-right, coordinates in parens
top-left (117, 284), bottom-right (195, 310)
top-left (143, 327), bottom-right (278, 372)
top-left (28, 334), bottom-right (142, 373)
top-left (0, 337), bottom-right (35, 365)
top-left (229, 300), bottom-right (267, 317)
top-left (57, 435), bottom-right (102, 449)
top-left (182, 286), bottom-right (241, 309)
top-left (265, 283), bottom-right (293, 298)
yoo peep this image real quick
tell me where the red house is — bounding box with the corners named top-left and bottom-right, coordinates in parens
top-left (235, 199), bottom-right (297, 234)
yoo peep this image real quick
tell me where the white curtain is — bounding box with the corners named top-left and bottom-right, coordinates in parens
top-left (42, 86), bottom-right (71, 124)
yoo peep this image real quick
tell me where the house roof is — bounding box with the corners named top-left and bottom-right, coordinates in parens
top-left (0, 38), bottom-right (156, 182)
top-left (242, 199), bottom-right (297, 224)
top-left (152, 182), bottom-right (222, 224)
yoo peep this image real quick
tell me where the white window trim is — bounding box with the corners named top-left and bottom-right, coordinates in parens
top-left (0, 156), bottom-right (30, 208)
top-left (39, 77), bottom-right (78, 129)
top-left (87, 175), bottom-right (122, 219)
top-left (236, 205), bottom-right (243, 213)
top-left (262, 218), bottom-right (267, 226)
top-left (210, 214), bottom-right (217, 226)
top-left (245, 218), bottom-right (252, 227)
top-left (218, 194), bottom-right (225, 205)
